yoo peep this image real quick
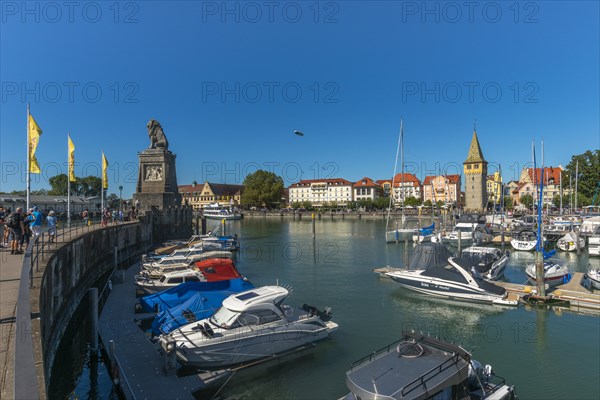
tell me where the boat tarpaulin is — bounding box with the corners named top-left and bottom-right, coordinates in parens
top-left (408, 242), bottom-right (453, 271)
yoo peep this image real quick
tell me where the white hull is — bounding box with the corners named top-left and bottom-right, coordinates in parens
top-left (510, 239), bottom-right (537, 251)
top-left (169, 320), bottom-right (337, 368)
top-left (204, 214), bottom-right (242, 220)
top-left (557, 236), bottom-right (586, 252)
top-left (586, 270), bottom-right (600, 290)
top-left (525, 263), bottom-right (570, 287)
top-left (412, 233), bottom-right (433, 243)
top-left (386, 270), bottom-right (508, 305)
top-left (589, 236), bottom-right (600, 256)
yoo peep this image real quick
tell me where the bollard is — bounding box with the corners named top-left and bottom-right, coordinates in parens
top-left (89, 288), bottom-right (99, 352)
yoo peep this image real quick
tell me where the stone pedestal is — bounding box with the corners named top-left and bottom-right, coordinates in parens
top-left (133, 149), bottom-right (181, 212)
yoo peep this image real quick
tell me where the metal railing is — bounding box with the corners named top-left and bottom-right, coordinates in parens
top-left (14, 218), bottom-right (140, 400)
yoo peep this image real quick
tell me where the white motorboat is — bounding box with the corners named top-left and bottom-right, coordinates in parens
top-left (460, 246), bottom-right (510, 280)
top-left (556, 232), bottom-right (585, 252)
top-left (341, 332), bottom-right (517, 400)
top-left (432, 215), bottom-right (492, 246)
top-left (510, 230), bottom-right (540, 251)
top-left (135, 269), bottom-right (208, 293)
top-left (525, 260), bottom-right (570, 287)
top-left (588, 226), bottom-right (600, 256)
top-left (584, 268), bottom-right (600, 290)
top-left (141, 255), bottom-right (192, 272)
top-left (386, 227), bottom-right (417, 243)
top-left (579, 216), bottom-right (600, 236)
top-left (202, 204), bottom-right (242, 220)
top-left (385, 243), bottom-right (517, 306)
top-left (160, 286), bottom-right (338, 368)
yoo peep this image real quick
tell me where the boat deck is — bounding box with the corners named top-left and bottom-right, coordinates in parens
top-left (98, 264), bottom-right (231, 399)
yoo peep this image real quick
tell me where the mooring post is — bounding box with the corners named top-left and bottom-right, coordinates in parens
top-left (195, 215), bottom-right (200, 235)
top-left (457, 232), bottom-right (462, 256)
top-left (114, 245), bottom-right (118, 269)
top-left (201, 217), bottom-right (207, 235)
top-left (88, 287), bottom-right (99, 352)
top-left (535, 250), bottom-right (545, 296)
top-left (312, 213), bottom-right (316, 239)
top-left (395, 221), bottom-right (399, 244)
top-left (222, 218), bottom-right (226, 236)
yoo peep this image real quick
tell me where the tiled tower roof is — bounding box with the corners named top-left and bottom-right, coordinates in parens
top-left (464, 130), bottom-right (486, 163)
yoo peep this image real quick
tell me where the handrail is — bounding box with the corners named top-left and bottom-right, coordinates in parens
top-left (14, 218), bottom-right (139, 399)
top-left (400, 353), bottom-right (461, 397)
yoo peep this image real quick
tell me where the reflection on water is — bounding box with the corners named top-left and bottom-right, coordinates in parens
top-left (51, 218), bottom-right (599, 400)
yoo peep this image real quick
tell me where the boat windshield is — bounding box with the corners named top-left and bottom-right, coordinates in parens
top-left (209, 306), bottom-right (240, 329)
top-left (455, 226), bottom-right (473, 233)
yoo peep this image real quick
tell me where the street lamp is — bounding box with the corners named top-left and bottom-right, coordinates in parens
top-left (119, 185), bottom-right (123, 213)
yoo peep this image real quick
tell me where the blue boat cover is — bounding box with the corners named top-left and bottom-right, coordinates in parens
top-left (149, 278), bottom-right (254, 335)
top-left (140, 278), bottom-right (249, 313)
top-left (419, 222), bottom-right (435, 235)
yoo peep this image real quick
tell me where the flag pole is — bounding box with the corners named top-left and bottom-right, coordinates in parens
top-left (67, 134), bottom-right (71, 228)
top-left (26, 103), bottom-right (31, 211)
top-left (101, 151), bottom-right (104, 214)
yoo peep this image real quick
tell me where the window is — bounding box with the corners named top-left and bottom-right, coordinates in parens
top-left (168, 277), bottom-right (184, 284)
top-left (186, 275), bottom-right (200, 282)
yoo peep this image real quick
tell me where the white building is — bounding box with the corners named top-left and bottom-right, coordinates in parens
top-left (288, 178), bottom-right (354, 207)
top-left (353, 177), bottom-right (383, 201)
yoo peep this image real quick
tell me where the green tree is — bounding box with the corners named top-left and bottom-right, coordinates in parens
top-left (291, 202), bottom-right (301, 209)
top-left (106, 193), bottom-right (120, 210)
top-left (404, 196), bottom-right (421, 207)
top-left (241, 170), bottom-right (284, 209)
top-left (562, 150), bottom-right (600, 202)
top-left (519, 194), bottom-right (533, 208)
top-left (423, 200), bottom-right (432, 207)
top-left (346, 201), bottom-right (357, 210)
top-left (79, 176), bottom-right (102, 197)
top-left (373, 197), bottom-right (390, 210)
top-left (301, 201), bottom-right (313, 210)
top-left (503, 196), bottom-right (513, 210)
top-left (48, 174), bottom-right (69, 195)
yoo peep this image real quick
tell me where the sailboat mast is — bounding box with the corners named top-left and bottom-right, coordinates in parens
top-left (385, 119), bottom-right (403, 233)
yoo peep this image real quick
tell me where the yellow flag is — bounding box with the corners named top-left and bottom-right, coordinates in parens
top-left (28, 114), bottom-right (42, 173)
top-left (102, 152), bottom-right (109, 189)
top-left (68, 135), bottom-right (76, 182)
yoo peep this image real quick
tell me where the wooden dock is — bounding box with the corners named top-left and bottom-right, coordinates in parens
top-left (98, 265), bottom-right (231, 399)
top-left (551, 272), bottom-right (600, 312)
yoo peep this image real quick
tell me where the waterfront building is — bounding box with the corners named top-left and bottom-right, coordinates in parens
top-left (463, 128), bottom-right (488, 212)
top-left (377, 173), bottom-right (422, 206)
top-left (511, 182), bottom-right (536, 206)
top-left (486, 172), bottom-right (503, 205)
top-left (422, 175), bottom-right (461, 205)
top-left (0, 194), bottom-right (98, 214)
top-left (179, 181), bottom-right (243, 210)
top-left (353, 177), bottom-right (383, 201)
top-left (518, 166), bottom-right (567, 207)
top-left (505, 181), bottom-right (519, 198)
top-left (288, 178), bottom-right (353, 207)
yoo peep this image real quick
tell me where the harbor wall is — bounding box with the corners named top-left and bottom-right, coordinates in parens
top-left (35, 206), bottom-right (193, 390)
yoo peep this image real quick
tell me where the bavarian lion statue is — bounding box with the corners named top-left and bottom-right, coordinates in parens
top-left (147, 119), bottom-right (169, 149)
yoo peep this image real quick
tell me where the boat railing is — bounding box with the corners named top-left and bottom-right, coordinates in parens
top-left (399, 352), bottom-right (462, 397)
top-left (349, 337), bottom-right (407, 370)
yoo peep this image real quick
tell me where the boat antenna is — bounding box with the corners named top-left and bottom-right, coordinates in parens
top-left (386, 119), bottom-right (403, 234)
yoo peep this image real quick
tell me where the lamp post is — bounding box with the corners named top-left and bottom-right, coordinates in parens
top-left (119, 185), bottom-right (123, 213)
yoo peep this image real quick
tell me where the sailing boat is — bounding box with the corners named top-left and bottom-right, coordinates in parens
top-left (386, 120), bottom-right (417, 243)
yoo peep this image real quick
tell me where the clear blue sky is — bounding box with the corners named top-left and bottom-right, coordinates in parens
top-left (1, 1), bottom-right (598, 197)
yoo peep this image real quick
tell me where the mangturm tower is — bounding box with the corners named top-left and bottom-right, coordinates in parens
top-left (463, 126), bottom-right (488, 212)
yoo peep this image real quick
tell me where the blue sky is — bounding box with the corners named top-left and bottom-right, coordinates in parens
top-left (1, 1), bottom-right (598, 197)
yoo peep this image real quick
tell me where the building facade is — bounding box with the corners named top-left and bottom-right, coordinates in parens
top-left (463, 129), bottom-right (488, 212)
top-left (518, 166), bottom-right (566, 206)
top-left (288, 178), bottom-right (353, 207)
top-left (179, 182), bottom-right (243, 210)
top-left (486, 171), bottom-right (503, 205)
top-left (423, 175), bottom-right (461, 205)
top-left (378, 173), bottom-right (422, 206)
top-left (353, 177), bottom-right (383, 201)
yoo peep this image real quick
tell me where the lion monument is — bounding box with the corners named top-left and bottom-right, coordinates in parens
top-left (146, 119), bottom-right (169, 150)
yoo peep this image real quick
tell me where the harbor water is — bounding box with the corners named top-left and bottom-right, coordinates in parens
top-left (50, 217), bottom-right (600, 399)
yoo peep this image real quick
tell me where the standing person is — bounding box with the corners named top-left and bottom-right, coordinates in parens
top-left (82, 208), bottom-right (89, 225)
top-left (30, 206), bottom-right (43, 237)
top-left (0, 206), bottom-right (6, 247)
top-left (47, 211), bottom-right (57, 243)
top-left (7, 207), bottom-right (25, 254)
top-left (2, 208), bottom-right (11, 246)
top-left (101, 208), bottom-right (108, 227)
top-left (20, 210), bottom-right (33, 250)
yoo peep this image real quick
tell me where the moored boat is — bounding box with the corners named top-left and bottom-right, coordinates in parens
top-left (556, 231), bottom-right (585, 252)
top-left (525, 259), bottom-right (570, 287)
top-left (460, 246), bottom-right (510, 280)
top-left (588, 226), bottom-right (600, 256)
top-left (584, 268), bottom-right (600, 290)
top-left (385, 242), bottom-right (516, 306)
top-left (341, 331), bottom-right (517, 400)
top-left (159, 285), bottom-right (338, 369)
top-left (510, 230), bottom-right (541, 251)
top-left (202, 203), bottom-right (242, 220)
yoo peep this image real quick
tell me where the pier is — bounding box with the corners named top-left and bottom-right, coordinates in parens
top-left (98, 264), bottom-right (231, 399)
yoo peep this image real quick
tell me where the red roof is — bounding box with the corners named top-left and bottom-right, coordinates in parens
top-left (179, 184), bottom-right (205, 193)
top-left (290, 178), bottom-right (353, 187)
top-left (526, 167), bottom-right (562, 185)
top-left (423, 175), bottom-right (460, 185)
top-left (353, 177), bottom-right (381, 188)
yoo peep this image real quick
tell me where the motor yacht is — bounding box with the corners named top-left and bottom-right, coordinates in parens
top-left (159, 286), bottom-right (338, 368)
top-left (385, 243), bottom-right (516, 306)
top-left (340, 332), bottom-right (517, 400)
top-left (525, 259), bottom-right (570, 287)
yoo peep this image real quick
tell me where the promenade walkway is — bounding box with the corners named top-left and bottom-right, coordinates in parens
top-left (0, 220), bottom-right (130, 400)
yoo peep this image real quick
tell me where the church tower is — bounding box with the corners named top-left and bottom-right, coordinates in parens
top-left (463, 127), bottom-right (488, 212)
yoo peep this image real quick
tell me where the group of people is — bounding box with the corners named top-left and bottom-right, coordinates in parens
top-left (0, 206), bottom-right (57, 255)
